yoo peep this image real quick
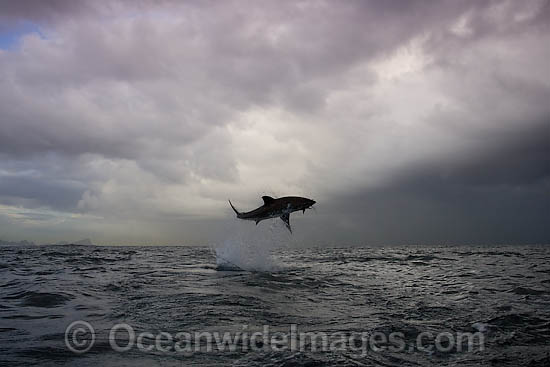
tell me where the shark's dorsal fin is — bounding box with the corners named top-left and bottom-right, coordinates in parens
top-left (262, 196), bottom-right (275, 205)
top-left (280, 213), bottom-right (292, 233)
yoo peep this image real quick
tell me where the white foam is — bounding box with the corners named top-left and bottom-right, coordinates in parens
top-left (471, 322), bottom-right (489, 332)
top-left (213, 219), bottom-right (292, 272)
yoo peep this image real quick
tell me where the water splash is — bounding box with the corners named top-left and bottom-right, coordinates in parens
top-left (213, 219), bottom-right (292, 272)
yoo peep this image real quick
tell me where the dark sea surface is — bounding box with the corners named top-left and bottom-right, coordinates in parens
top-left (1, 243), bottom-right (549, 366)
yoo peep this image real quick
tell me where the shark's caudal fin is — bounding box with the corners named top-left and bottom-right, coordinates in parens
top-left (281, 213), bottom-right (292, 233)
top-left (228, 200), bottom-right (240, 216)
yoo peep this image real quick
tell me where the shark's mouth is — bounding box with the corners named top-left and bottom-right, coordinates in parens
top-left (304, 204), bottom-right (316, 212)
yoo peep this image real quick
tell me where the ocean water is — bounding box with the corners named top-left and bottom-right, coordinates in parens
top-left (1, 241), bottom-right (549, 366)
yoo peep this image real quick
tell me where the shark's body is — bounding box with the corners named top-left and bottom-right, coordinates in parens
top-left (229, 196), bottom-right (316, 233)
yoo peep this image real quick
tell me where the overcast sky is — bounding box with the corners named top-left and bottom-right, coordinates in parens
top-left (0, 0), bottom-right (548, 245)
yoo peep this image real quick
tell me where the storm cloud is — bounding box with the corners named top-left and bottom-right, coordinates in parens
top-left (0, 0), bottom-right (548, 245)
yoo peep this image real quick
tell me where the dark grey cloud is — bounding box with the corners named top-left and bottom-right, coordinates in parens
top-left (0, 0), bottom-right (93, 23)
top-left (0, 175), bottom-right (84, 210)
top-left (289, 114), bottom-right (550, 246)
top-left (389, 119), bottom-right (550, 187)
top-left (0, 0), bottom-right (548, 244)
top-left (309, 178), bottom-right (549, 246)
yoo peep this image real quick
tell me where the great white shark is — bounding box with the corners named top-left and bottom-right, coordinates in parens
top-left (228, 196), bottom-right (316, 233)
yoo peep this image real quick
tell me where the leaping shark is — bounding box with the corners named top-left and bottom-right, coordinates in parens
top-left (228, 196), bottom-right (316, 233)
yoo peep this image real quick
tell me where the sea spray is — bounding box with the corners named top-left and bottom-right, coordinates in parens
top-left (214, 219), bottom-right (293, 271)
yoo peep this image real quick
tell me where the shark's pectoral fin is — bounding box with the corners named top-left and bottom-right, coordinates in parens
top-left (255, 219), bottom-right (260, 225)
top-left (280, 213), bottom-right (292, 233)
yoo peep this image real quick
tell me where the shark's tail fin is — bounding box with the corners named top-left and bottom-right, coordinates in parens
top-left (228, 200), bottom-right (241, 216)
